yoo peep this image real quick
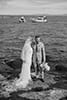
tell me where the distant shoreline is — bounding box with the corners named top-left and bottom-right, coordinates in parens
top-left (0, 14), bottom-right (67, 17)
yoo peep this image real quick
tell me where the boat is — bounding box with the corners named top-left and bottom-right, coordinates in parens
top-left (19, 16), bottom-right (26, 23)
top-left (31, 16), bottom-right (47, 23)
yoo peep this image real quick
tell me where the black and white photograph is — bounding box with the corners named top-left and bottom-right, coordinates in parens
top-left (0, 0), bottom-right (67, 100)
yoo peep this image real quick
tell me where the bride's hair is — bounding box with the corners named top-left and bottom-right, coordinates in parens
top-left (25, 36), bottom-right (32, 45)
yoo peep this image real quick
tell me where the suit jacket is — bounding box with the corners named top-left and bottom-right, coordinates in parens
top-left (36, 41), bottom-right (46, 65)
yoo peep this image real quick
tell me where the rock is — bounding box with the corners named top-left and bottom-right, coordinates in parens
top-left (59, 96), bottom-right (67, 100)
top-left (0, 74), bottom-right (6, 81)
top-left (4, 58), bottom-right (23, 70)
top-left (55, 64), bottom-right (67, 72)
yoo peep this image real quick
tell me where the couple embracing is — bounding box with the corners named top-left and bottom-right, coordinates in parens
top-left (15, 35), bottom-right (50, 89)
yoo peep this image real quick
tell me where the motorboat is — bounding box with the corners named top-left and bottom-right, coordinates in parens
top-left (31, 16), bottom-right (47, 23)
top-left (19, 16), bottom-right (26, 23)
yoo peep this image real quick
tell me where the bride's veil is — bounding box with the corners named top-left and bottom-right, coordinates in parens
top-left (21, 36), bottom-right (33, 61)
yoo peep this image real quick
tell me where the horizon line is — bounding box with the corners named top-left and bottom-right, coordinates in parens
top-left (0, 14), bottom-right (67, 16)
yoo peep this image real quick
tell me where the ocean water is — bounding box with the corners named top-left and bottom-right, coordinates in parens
top-left (0, 15), bottom-right (67, 100)
top-left (0, 15), bottom-right (67, 67)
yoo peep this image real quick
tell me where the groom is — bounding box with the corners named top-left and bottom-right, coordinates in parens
top-left (32, 35), bottom-right (46, 82)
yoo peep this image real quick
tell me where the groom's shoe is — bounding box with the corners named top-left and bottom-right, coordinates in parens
top-left (36, 75), bottom-right (44, 82)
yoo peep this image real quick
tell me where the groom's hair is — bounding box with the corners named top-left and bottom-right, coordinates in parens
top-left (35, 35), bottom-right (40, 41)
top-left (35, 35), bottom-right (40, 39)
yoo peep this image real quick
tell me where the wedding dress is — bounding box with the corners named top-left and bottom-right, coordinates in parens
top-left (15, 37), bottom-right (33, 88)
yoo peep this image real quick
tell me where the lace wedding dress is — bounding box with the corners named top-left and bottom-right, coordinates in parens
top-left (15, 37), bottom-right (33, 88)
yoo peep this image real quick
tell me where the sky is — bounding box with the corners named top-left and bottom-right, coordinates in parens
top-left (0, 0), bottom-right (67, 15)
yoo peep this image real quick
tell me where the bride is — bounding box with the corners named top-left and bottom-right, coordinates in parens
top-left (15, 36), bottom-right (33, 88)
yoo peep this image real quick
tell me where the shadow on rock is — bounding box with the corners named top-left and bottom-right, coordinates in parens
top-left (4, 58), bottom-right (23, 70)
top-left (9, 86), bottom-right (51, 96)
top-left (54, 73), bottom-right (67, 81)
top-left (49, 81), bottom-right (67, 90)
top-left (55, 64), bottom-right (67, 72)
top-left (9, 93), bottom-right (40, 100)
top-left (59, 96), bottom-right (67, 100)
top-left (3, 58), bottom-right (23, 78)
top-left (5, 86), bottom-right (51, 100)
top-left (1, 87), bottom-right (46, 100)
top-left (0, 95), bottom-right (39, 100)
